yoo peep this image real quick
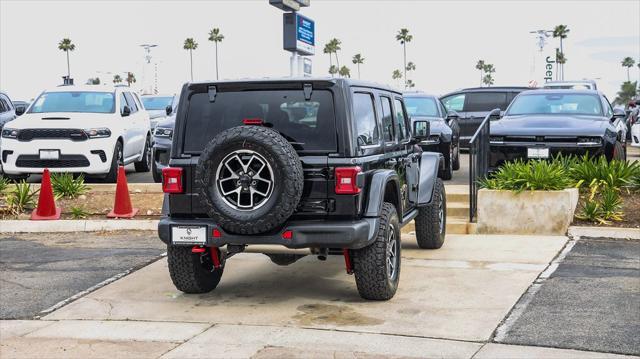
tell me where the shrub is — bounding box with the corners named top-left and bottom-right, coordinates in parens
top-left (0, 176), bottom-right (9, 193)
top-left (478, 159), bottom-right (572, 192)
top-left (576, 186), bottom-right (623, 224)
top-left (51, 173), bottom-right (88, 199)
top-left (70, 206), bottom-right (89, 219)
top-left (569, 155), bottom-right (640, 189)
top-left (7, 181), bottom-right (38, 214)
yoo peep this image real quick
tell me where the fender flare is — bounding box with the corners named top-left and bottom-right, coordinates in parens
top-left (418, 152), bottom-right (443, 205)
top-left (363, 169), bottom-right (401, 218)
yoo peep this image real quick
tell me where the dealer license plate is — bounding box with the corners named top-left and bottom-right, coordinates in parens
top-left (527, 147), bottom-right (549, 159)
top-left (39, 150), bottom-right (60, 160)
top-left (172, 226), bottom-right (207, 245)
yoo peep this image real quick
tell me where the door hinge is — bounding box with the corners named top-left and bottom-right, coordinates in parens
top-left (208, 85), bottom-right (217, 102)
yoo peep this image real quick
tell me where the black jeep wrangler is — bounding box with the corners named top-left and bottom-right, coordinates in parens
top-left (158, 78), bottom-right (446, 300)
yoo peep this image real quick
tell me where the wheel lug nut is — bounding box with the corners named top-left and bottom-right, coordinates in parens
top-left (251, 181), bottom-right (256, 185)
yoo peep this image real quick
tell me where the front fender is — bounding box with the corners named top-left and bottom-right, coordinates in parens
top-left (418, 152), bottom-right (443, 205)
top-left (363, 169), bottom-right (401, 217)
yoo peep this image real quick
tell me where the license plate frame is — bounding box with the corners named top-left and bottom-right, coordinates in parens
top-left (527, 147), bottom-right (549, 159)
top-left (171, 226), bottom-right (207, 245)
top-left (39, 150), bottom-right (60, 160)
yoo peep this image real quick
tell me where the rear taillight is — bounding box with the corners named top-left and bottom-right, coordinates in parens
top-left (162, 167), bottom-right (183, 193)
top-left (242, 118), bottom-right (263, 125)
top-left (335, 166), bottom-right (362, 194)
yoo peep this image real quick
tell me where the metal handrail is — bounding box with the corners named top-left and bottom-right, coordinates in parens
top-left (469, 108), bottom-right (501, 222)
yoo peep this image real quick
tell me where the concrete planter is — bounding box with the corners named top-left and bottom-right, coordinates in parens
top-left (477, 188), bottom-right (579, 235)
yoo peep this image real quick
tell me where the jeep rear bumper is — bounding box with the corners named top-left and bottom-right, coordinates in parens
top-left (158, 217), bottom-right (379, 250)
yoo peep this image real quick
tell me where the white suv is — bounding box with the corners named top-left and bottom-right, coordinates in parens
top-left (1, 85), bottom-right (151, 182)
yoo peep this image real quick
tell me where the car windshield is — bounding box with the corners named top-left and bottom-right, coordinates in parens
top-left (29, 91), bottom-right (115, 114)
top-left (405, 97), bottom-right (439, 117)
top-left (506, 93), bottom-right (603, 116)
top-left (142, 96), bottom-right (174, 110)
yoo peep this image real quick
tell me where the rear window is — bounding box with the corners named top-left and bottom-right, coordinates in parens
top-left (183, 90), bottom-right (336, 153)
top-left (464, 92), bottom-right (508, 112)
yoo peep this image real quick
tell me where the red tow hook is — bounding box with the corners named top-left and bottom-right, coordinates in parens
top-left (343, 248), bottom-right (353, 275)
top-left (191, 246), bottom-right (222, 269)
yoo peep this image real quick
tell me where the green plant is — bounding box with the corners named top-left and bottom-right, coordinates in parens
top-left (478, 159), bottom-right (572, 192)
top-left (7, 181), bottom-right (38, 214)
top-left (599, 187), bottom-right (624, 221)
top-left (0, 176), bottom-right (9, 193)
top-left (69, 206), bottom-right (89, 219)
top-left (51, 173), bottom-right (87, 199)
top-left (576, 199), bottom-right (603, 224)
top-left (569, 155), bottom-right (640, 189)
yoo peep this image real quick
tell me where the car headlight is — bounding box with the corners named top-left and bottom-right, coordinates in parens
top-left (577, 137), bottom-right (602, 145)
top-left (154, 128), bottom-right (173, 138)
top-left (1, 128), bottom-right (19, 139)
top-left (84, 128), bottom-right (111, 138)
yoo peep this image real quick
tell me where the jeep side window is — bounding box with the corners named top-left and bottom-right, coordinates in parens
top-left (380, 96), bottom-right (394, 143)
top-left (353, 92), bottom-right (379, 147)
top-left (394, 98), bottom-right (409, 141)
top-left (124, 93), bottom-right (138, 113)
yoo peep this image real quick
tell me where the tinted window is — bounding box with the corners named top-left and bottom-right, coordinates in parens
top-left (442, 93), bottom-right (465, 112)
top-left (464, 92), bottom-right (508, 112)
top-left (405, 97), bottom-right (439, 117)
top-left (30, 92), bottom-right (115, 114)
top-left (119, 94), bottom-right (127, 114)
top-left (602, 96), bottom-right (613, 117)
top-left (507, 93), bottom-right (603, 116)
top-left (353, 92), bottom-right (379, 147)
top-left (124, 93), bottom-right (138, 113)
top-left (183, 90), bottom-right (337, 153)
top-left (380, 96), bottom-right (394, 142)
top-left (142, 96), bottom-right (173, 110)
top-left (394, 98), bottom-right (408, 140)
top-left (0, 99), bottom-right (7, 113)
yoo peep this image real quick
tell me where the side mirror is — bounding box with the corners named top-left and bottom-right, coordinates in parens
top-left (165, 105), bottom-right (173, 116)
top-left (447, 111), bottom-right (460, 120)
top-left (412, 120), bottom-right (430, 141)
top-left (612, 108), bottom-right (626, 120)
top-left (121, 106), bottom-right (131, 117)
top-left (15, 106), bottom-right (25, 116)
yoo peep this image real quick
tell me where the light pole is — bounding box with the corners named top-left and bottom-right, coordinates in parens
top-left (140, 44), bottom-right (158, 94)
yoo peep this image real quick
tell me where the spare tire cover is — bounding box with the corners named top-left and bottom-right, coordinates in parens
top-left (196, 125), bottom-right (304, 235)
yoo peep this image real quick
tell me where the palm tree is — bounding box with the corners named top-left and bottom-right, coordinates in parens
top-left (113, 74), bottom-right (122, 84)
top-left (406, 62), bottom-right (416, 72)
top-left (183, 38), bottom-right (198, 81)
top-left (323, 43), bottom-right (334, 69)
top-left (58, 38), bottom-right (76, 79)
top-left (329, 38), bottom-right (342, 69)
top-left (328, 65), bottom-right (339, 77)
top-left (395, 28), bottom-right (413, 88)
top-left (553, 25), bottom-right (570, 80)
top-left (392, 69), bottom-right (403, 88)
top-left (126, 72), bottom-right (136, 87)
top-left (482, 74), bottom-right (495, 87)
top-left (208, 28), bottom-right (224, 80)
top-left (621, 57), bottom-right (636, 82)
top-left (614, 81), bottom-right (638, 105)
top-left (406, 79), bottom-right (415, 88)
top-left (475, 60), bottom-right (485, 86)
top-left (352, 54), bottom-right (364, 79)
top-left (339, 66), bottom-right (351, 78)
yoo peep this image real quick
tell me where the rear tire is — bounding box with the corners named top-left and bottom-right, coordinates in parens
top-left (613, 141), bottom-right (626, 161)
top-left (452, 139), bottom-right (460, 171)
top-left (415, 178), bottom-right (446, 249)
top-left (352, 202), bottom-right (400, 301)
top-left (168, 246), bottom-right (224, 294)
top-left (134, 136), bottom-right (151, 172)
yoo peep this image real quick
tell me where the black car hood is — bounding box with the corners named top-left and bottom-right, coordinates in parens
top-left (412, 116), bottom-right (452, 137)
top-left (492, 115), bottom-right (611, 136)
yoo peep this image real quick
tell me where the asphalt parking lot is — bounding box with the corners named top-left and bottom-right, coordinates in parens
top-left (0, 232), bottom-right (165, 319)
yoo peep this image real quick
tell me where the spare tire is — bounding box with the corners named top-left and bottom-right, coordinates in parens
top-left (196, 126), bottom-right (304, 234)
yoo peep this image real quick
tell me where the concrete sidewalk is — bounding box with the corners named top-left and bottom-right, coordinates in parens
top-left (0, 234), bottom-right (634, 358)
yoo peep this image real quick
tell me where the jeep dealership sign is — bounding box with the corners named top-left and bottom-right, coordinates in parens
top-left (283, 12), bottom-right (315, 55)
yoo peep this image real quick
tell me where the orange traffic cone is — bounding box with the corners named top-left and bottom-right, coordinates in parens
top-left (31, 168), bottom-right (61, 220)
top-left (107, 166), bottom-right (138, 218)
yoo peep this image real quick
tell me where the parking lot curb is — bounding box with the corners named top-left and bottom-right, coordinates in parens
top-left (0, 219), bottom-right (159, 233)
top-left (568, 226), bottom-right (640, 240)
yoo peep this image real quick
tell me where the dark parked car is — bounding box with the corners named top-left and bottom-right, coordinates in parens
top-left (440, 87), bottom-right (529, 148)
top-left (404, 92), bottom-right (460, 180)
top-left (11, 101), bottom-right (30, 116)
top-left (489, 89), bottom-right (628, 170)
top-left (158, 78), bottom-right (446, 300)
top-left (152, 114), bottom-right (175, 183)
